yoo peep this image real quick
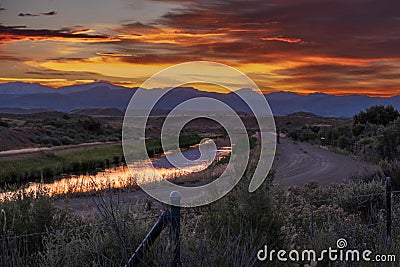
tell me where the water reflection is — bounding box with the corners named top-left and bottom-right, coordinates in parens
top-left (1, 146), bottom-right (231, 200)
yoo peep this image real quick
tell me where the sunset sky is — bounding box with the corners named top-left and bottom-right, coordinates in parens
top-left (0, 0), bottom-right (400, 96)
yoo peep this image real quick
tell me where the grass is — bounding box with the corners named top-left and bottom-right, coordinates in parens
top-left (0, 144), bottom-right (124, 184)
top-left (0, 134), bottom-right (210, 185)
top-left (145, 134), bottom-right (204, 157)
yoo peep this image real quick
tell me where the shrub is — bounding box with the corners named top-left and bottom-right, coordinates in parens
top-left (0, 188), bottom-right (68, 266)
top-left (0, 120), bottom-right (9, 127)
top-left (354, 105), bottom-right (399, 126)
top-left (352, 123), bottom-right (365, 136)
top-left (334, 180), bottom-right (385, 222)
top-left (377, 118), bottom-right (400, 160)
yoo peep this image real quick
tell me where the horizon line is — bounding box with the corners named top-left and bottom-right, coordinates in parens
top-left (0, 80), bottom-right (397, 98)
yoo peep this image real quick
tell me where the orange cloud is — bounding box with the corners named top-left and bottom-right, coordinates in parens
top-left (70, 29), bottom-right (94, 34)
top-left (96, 52), bottom-right (135, 57)
top-left (0, 34), bottom-right (117, 43)
top-left (117, 30), bottom-right (228, 45)
top-left (0, 77), bottom-right (66, 82)
top-left (35, 56), bottom-right (170, 80)
top-left (0, 77), bottom-right (68, 87)
top-left (260, 37), bottom-right (303, 43)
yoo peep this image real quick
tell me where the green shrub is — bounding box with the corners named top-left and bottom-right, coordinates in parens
top-left (354, 105), bottom-right (399, 126)
top-left (0, 189), bottom-right (68, 266)
top-left (0, 120), bottom-right (9, 127)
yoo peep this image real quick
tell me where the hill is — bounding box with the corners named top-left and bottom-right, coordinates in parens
top-left (0, 112), bottom-right (121, 151)
top-left (0, 107), bottom-right (54, 114)
top-left (70, 108), bottom-right (124, 117)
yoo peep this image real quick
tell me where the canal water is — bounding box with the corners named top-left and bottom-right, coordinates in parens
top-left (1, 144), bottom-right (231, 199)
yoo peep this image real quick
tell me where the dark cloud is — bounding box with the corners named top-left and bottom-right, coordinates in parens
top-left (121, 22), bottom-right (162, 34)
top-left (125, 0), bottom-right (400, 95)
top-left (18, 10), bottom-right (57, 17)
top-left (151, 0), bottom-right (194, 2)
top-left (272, 63), bottom-right (400, 94)
top-left (0, 54), bottom-right (23, 61)
top-left (46, 57), bottom-right (89, 61)
top-left (121, 53), bottom-right (203, 64)
top-left (41, 11), bottom-right (57, 16)
top-left (275, 64), bottom-right (400, 79)
top-left (154, 0), bottom-right (400, 60)
top-left (18, 13), bottom-right (39, 17)
top-left (0, 25), bottom-right (112, 42)
top-left (96, 51), bottom-right (134, 57)
top-left (110, 0), bottom-right (399, 68)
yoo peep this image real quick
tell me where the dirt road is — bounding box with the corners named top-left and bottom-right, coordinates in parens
top-left (272, 138), bottom-right (379, 186)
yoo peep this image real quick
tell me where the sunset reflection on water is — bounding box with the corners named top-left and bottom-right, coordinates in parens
top-left (1, 146), bottom-right (231, 200)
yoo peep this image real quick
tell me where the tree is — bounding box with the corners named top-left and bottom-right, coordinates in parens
top-left (377, 117), bottom-right (400, 160)
top-left (354, 105), bottom-right (399, 126)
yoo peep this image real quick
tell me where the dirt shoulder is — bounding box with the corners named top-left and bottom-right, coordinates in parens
top-left (0, 141), bottom-right (118, 159)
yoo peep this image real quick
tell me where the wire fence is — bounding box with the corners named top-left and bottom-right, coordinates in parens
top-left (3, 189), bottom-right (400, 240)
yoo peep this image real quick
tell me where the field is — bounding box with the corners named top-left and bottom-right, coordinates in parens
top-left (0, 143), bottom-right (123, 184)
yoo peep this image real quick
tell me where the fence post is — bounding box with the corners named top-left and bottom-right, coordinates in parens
top-left (125, 210), bottom-right (171, 267)
top-left (170, 191), bottom-right (181, 267)
top-left (276, 130), bottom-right (280, 144)
top-left (1, 209), bottom-right (6, 267)
top-left (386, 176), bottom-right (392, 250)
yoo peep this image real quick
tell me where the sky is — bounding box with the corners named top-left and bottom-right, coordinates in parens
top-left (0, 0), bottom-right (400, 96)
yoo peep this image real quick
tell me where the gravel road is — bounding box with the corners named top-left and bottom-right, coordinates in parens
top-left (272, 137), bottom-right (379, 186)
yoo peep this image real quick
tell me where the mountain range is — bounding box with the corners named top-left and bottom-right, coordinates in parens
top-left (0, 82), bottom-right (399, 117)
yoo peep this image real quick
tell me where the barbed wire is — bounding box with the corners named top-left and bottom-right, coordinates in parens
top-left (5, 214), bottom-right (163, 241)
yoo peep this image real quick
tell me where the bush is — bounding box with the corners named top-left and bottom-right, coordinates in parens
top-left (337, 135), bottom-right (349, 149)
top-left (334, 180), bottom-right (385, 221)
top-left (354, 105), bottom-right (399, 126)
top-left (0, 120), bottom-right (9, 127)
top-left (380, 159), bottom-right (400, 189)
top-left (377, 118), bottom-right (400, 160)
top-left (288, 127), bottom-right (318, 142)
top-left (0, 188), bottom-right (68, 266)
top-left (288, 129), bottom-right (301, 140)
top-left (38, 137), bottom-right (62, 147)
top-left (300, 128), bottom-right (317, 142)
top-left (352, 123), bottom-right (365, 136)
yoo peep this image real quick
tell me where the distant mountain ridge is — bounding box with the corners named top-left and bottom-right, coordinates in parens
top-left (0, 82), bottom-right (399, 117)
top-left (70, 108), bottom-right (125, 116)
top-left (0, 81), bottom-right (128, 95)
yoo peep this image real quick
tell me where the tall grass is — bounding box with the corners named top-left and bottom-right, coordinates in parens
top-left (0, 144), bottom-right (124, 184)
top-left (0, 134), bottom-right (205, 185)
